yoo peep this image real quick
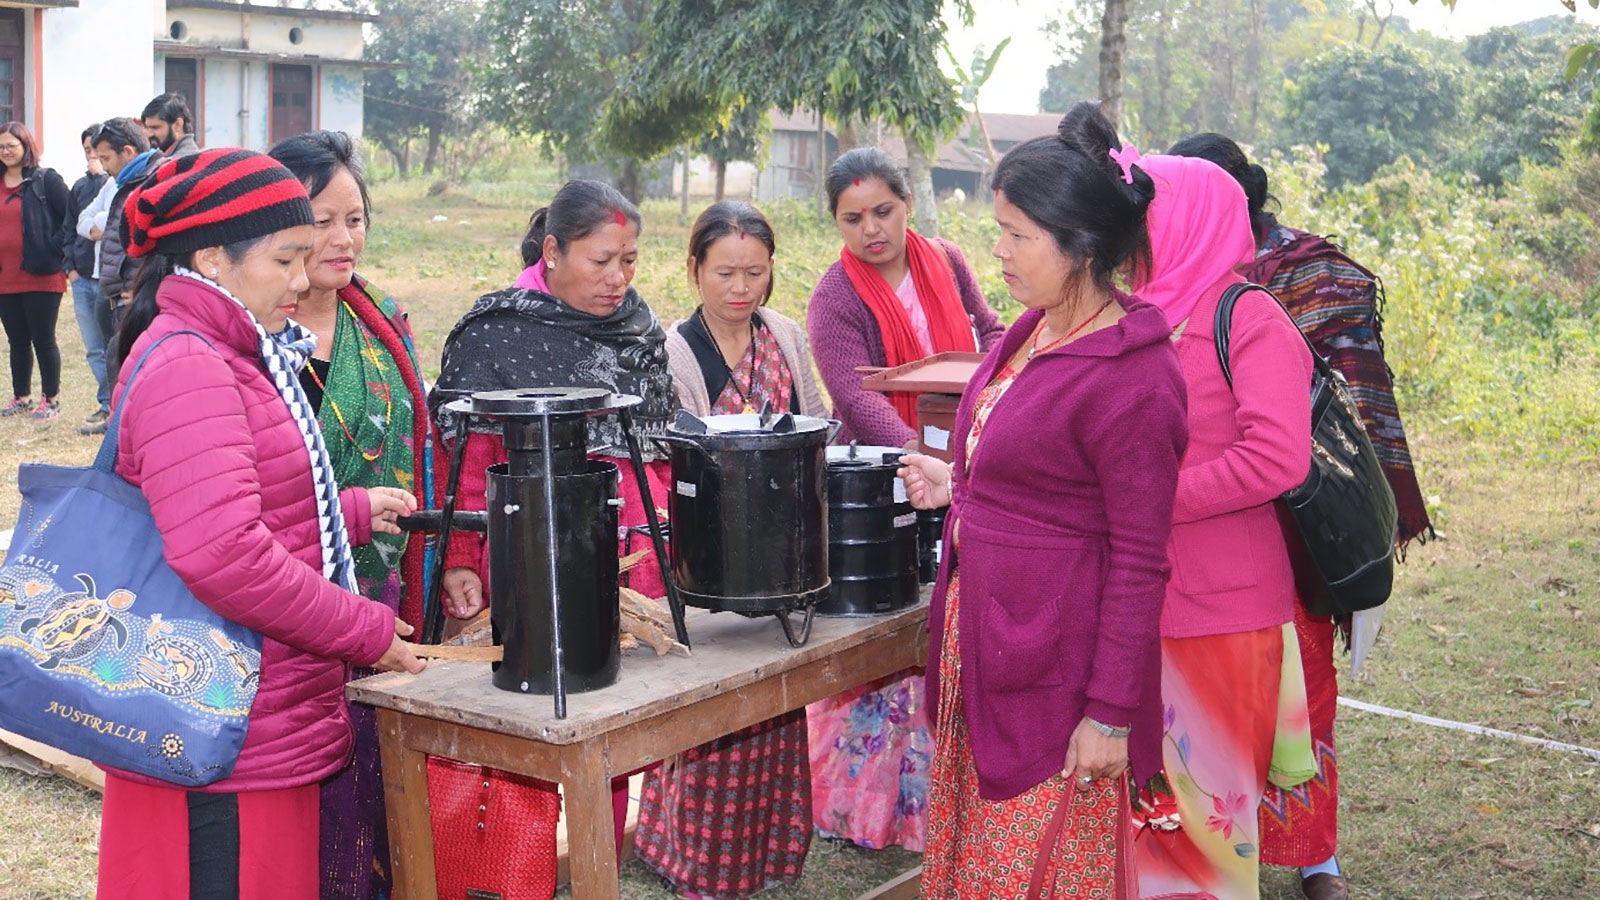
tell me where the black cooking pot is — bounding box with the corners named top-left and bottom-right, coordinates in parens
top-left (822, 445), bottom-right (920, 615)
top-left (657, 412), bottom-right (833, 624)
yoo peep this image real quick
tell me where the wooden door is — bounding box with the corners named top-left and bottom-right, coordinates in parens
top-left (269, 64), bottom-right (313, 144)
top-left (0, 10), bottom-right (23, 124)
top-left (164, 57), bottom-right (200, 137)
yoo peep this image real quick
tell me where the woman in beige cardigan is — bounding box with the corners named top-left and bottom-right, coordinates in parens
top-left (664, 201), bottom-right (826, 419)
top-left (637, 200), bottom-right (825, 897)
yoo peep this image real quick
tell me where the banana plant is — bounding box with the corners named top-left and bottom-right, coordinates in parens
top-left (942, 37), bottom-right (1011, 185)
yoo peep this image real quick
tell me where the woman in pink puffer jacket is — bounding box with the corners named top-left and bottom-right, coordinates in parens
top-left (95, 148), bottom-right (424, 900)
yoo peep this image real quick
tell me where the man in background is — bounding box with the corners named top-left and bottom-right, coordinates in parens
top-left (140, 93), bottom-right (199, 158)
top-left (65, 123), bottom-right (110, 434)
top-left (79, 118), bottom-right (160, 392)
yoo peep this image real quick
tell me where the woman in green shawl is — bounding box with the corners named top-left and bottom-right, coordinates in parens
top-left (269, 130), bottom-right (435, 900)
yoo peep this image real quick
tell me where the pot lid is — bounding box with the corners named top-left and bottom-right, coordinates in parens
top-left (671, 411), bottom-right (831, 436)
top-left (826, 443), bottom-right (906, 467)
top-left (442, 388), bottom-right (643, 419)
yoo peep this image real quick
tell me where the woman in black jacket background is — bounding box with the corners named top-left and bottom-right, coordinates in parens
top-left (0, 120), bottom-right (70, 419)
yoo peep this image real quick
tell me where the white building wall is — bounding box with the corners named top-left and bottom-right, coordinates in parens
top-left (36, 0), bottom-right (160, 174)
top-left (319, 64), bottom-right (362, 140)
top-left (164, 7), bottom-right (364, 58)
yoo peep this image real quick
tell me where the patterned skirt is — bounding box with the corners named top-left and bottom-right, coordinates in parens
top-left (806, 670), bottom-right (933, 851)
top-left (1259, 602), bottom-right (1341, 866)
top-left (922, 572), bottom-right (1136, 899)
top-left (1134, 625), bottom-right (1285, 900)
top-left (633, 711), bottom-right (812, 898)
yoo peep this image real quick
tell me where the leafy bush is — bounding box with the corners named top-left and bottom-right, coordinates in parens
top-left (1261, 144), bottom-right (1600, 458)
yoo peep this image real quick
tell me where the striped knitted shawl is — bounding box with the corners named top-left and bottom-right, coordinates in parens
top-left (1242, 223), bottom-right (1432, 546)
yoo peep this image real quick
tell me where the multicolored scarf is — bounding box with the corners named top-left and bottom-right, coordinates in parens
top-left (313, 278), bottom-right (419, 611)
top-left (323, 275), bottom-right (434, 625)
top-left (839, 229), bottom-right (976, 427)
top-left (1242, 222), bottom-right (1432, 547)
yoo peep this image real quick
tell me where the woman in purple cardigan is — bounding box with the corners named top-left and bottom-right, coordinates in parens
top-left (901, 103), bottom-right (1188, 898)
top-left (804, 148), bottom-right (1005, 852)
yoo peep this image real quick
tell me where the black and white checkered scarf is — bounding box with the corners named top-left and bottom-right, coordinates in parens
top-left (176, 267), bottom-right (357, 591)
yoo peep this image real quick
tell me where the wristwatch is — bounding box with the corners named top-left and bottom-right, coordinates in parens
top-left (1087, 717), bottom-right (1131, 739)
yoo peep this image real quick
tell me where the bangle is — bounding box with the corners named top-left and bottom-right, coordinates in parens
top-left (1087, 717), bottom-right (1131, 739)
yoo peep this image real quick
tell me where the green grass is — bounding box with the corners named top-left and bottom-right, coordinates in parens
top-left (1, 172), bottom-right (1596, 898)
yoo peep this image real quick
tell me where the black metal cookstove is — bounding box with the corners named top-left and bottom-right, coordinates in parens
top-left (400, 387), bottom-right (689, 719)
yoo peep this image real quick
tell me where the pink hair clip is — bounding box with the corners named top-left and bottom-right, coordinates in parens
top-left (1109, 143), bottom-right (1142, 185)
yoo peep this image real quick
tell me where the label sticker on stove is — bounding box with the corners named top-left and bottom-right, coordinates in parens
top-left (893, 512), bottom-right (917, 529)
top-left (676, 481), bottom-right (697, 498)
top-left (894, 477), bottom-right (908, 505)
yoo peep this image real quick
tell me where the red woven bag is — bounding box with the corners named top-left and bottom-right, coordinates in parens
top-left (427, 756), bottom-right (562, 900)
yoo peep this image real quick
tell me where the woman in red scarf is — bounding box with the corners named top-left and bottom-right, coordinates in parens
top-left (803, 148), bottom-right (1005, 852)
top-left (806, 147), bottom-right (1005, 447)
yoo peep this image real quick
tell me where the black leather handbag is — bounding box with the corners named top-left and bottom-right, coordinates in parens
top-left (1214, 282), bottom-right (1398, 616)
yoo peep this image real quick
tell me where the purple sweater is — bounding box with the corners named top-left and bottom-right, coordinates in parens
top-left (926, 299), bottom-right (1188, 801)
top-left (806, 239), bottom-right (1005, 446)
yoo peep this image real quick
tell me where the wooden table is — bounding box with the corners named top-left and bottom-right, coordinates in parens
top-left (349, 599), bottom-right (930, 900)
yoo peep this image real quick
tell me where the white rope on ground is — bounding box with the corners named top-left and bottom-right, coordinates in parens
top-left (1338, 696), bottom-right (1600, 762)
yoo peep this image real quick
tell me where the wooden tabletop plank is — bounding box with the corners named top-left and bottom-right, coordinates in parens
top-left (348, 598), bottom-right (929, 745)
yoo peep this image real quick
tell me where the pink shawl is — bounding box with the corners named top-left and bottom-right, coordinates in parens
top-left (1133, 155), bottom-right (1257, 327)
top-left (513, 259), bottom-right (552, 293)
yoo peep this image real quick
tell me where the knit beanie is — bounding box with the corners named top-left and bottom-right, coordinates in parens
top-left (123, 148), bottom-right (313, 258)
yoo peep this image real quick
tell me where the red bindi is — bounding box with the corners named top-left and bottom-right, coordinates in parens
top-left (853, 178), bottom-right (861, 187)
top-left (613, 210), bottom-right (626, 226)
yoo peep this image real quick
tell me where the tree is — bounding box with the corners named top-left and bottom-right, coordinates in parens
top-left (945, 39), bottom-right (1011, 188)
top-left (1456, 25), bottom-right (1596, 185)
top-left (1098, 0), bottom-right (1129, 131)
top-left (361, 0), bottom-right (485, 179)
top-left (476, 0), bottom-right (656, 200)
top-left (697, 105), bottom-right (765, 202)
top-left (603, 0), bottom-right (972, 232)
top-left (1285, 43), bottom-right (1462, 186)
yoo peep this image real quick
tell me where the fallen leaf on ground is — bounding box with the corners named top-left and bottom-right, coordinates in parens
top-left (1477, 804), bottom-right (1501, 816)
top-left (1512, 687), bottom-right (1548, 698)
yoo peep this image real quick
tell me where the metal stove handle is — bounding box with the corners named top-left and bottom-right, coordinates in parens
top-left (647, 434), bottom-right (719, 465)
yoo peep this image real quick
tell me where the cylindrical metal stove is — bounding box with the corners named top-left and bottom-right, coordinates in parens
top-left (401, 387), bottom-right (690, 718)
top-left (916, 507), bottom-right (948, 585)
top-left (487, 458), bottom-right (619, 694)
top-left (659, 411), bottom-right (831, 645)
top-left (821, 444), bottom-right (919, 615)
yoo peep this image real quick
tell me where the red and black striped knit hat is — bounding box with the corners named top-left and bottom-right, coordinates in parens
top-left (123, 147), bottom-right (313, 258)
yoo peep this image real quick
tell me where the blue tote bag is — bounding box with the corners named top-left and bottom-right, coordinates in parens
top-left (0, 331), bottom-right (262, 787)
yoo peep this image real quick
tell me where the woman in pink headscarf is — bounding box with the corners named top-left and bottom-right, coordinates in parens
top-left (1128, 155), bottom-right (1315, 900)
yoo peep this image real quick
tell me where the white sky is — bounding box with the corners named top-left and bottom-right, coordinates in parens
top-left (946, 0), bottom-right (1600, 115)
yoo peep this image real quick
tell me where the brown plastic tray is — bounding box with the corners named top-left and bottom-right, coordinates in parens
top-left (859, 351), bottom-right (987, 395)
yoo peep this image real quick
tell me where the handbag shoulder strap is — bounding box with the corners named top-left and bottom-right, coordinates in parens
top-left (93, 329), bottom-right (218, 473)
top-left (1214, 281), bottom-right (1332, 389)
top-left (1026, 784), bottom-right (1082, 900)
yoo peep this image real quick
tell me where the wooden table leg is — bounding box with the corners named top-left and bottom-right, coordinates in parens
top-left (560, 749), bottom-right (620, 900)
top-left (377, 708), bottom-right (438, 900)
